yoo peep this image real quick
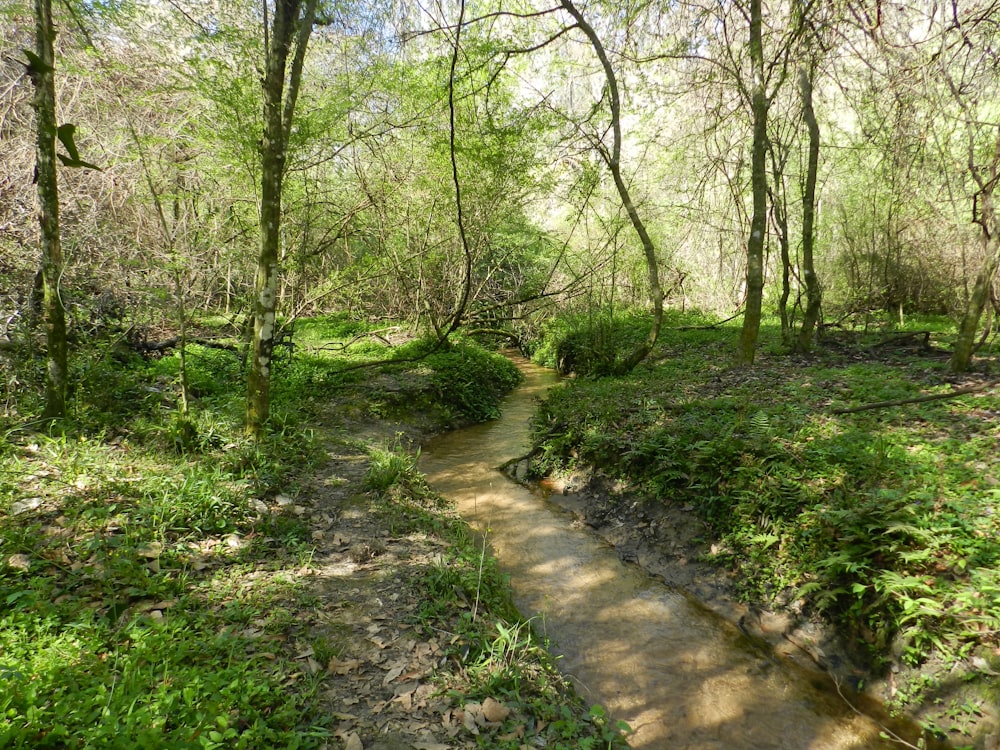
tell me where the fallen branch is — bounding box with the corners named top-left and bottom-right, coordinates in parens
top-left (867, 330), bottom-right (930, 350)
top-left (136, 336), bottom-right (240, 353)
top-left (672, 308), bottom-right (744, 331)
top-left (831, 379), bottom-right (999, 414)
top-left (313, 327), bottom-right (401, 351)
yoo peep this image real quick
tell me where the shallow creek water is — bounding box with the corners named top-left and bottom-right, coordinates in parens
top-left (419, 357), bottom-right (909, 749)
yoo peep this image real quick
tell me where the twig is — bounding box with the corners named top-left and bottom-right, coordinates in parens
top-left (831, 676), bottom-right (923, 750)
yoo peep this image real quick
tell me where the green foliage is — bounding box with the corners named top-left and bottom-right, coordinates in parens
top-left (397, 338), bottom-right (523, 422)
top-left (0, 611), bottom-right (326, 749)
top-left (530, 308), bottom-right (653, 376)
top-left (365, 435), bottom-right (420, 494)
top-left (531, 313), bottom-right (1000, 667)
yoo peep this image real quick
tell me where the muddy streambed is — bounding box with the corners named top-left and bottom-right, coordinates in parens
top-left (420, 357), bottom-right (928, 749)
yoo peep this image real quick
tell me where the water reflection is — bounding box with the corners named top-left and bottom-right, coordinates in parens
top-left (420, 357), bottom-right (911, 749)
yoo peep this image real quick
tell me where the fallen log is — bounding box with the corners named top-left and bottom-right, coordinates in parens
top-left (136, 336), bottom-right (239, 353)
top-left (831, 379), bottom-right (999, 414)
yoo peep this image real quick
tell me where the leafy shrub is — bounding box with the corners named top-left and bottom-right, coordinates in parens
top-left (365, 435), bottom-right (420, 493)
top-left (407, 338), bottom-right (522, 422)
top-left (531, 308), bottom-right (653, 376)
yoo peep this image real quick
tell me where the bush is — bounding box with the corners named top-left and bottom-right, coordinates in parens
top-left (396, 338), bottom-right (523, 422)
top-left (531, 308), bottom-right (653, 376)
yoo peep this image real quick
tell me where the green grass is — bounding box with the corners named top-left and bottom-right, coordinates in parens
top-left (0, 316), bottom-right (579, 749)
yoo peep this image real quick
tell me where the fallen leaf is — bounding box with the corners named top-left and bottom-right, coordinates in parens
top-left (412, 742), bottom-right (451, 750)
top-left (461, 707), bottom-right (480, 735)
top-left (328, 657), bottom-right (362, 675)
top-left (481, 697), bottom-right (510, 723)
top-left (136, 542), bottom-right (163, 559)
top-left (11, 498), bottom-right (42, 515)
top-left (344, 731), bottom-right (363, 750)
top-left (382, 664), bottom-right (404, 685)
top-left (7, 554), bottom-right (30, 571)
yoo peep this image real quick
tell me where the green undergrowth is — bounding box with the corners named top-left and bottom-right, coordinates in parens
top-left (530, 312), bottom-right (1000, 682)
top-left (0, 317), bottom-right (532, 749)
top-left (363, 446), bottom-right (631, 749)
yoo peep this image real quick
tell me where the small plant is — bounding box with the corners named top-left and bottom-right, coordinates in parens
top-left (365, 434), bottom-right (419, 493)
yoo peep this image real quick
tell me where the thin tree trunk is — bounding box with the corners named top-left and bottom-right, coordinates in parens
top-left (32, 0), bottom-right (68, 420)
top-left (736, 0), bottom-right (768, 366)
top-left (796, 64), bottom-right (822, 353)
top-left (560, 0), bottom-right (664, 374)
top-left (768, 145), bottom-right (791, 348)
top-left (951, 192), bottom-right (1000, 373)
top-left (246, 0), bottom-right (315, 438)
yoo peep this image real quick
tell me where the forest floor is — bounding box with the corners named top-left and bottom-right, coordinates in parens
top-left (523, 322), bottom-right (1000, 750)
top-left (0, 333), bottom-right (623, 750)
top-left (4, 315), bottom-right (1000, 749)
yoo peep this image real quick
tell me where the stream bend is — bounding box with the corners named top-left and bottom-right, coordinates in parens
top-left (420, 357), bottom-right (911, 750)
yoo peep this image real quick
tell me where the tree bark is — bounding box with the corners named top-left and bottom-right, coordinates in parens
top-left (559, 0), bottom-right (664, 375)
top-left (795, 64), bottom-right (822, 353)
top-left (736, 0), bottom-right (768, 367)
top-left (246, 0), bottom-right (315, 438)
top-left (32, 0), bottom-right (68, 420)
top-left (951, 192), bottom-right (1000, 373)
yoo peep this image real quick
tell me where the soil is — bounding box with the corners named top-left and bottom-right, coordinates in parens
top-left (516, 466), bottom-right (1000, 750)
top-left (287, 419), bottom-right (484, 750)
top-left (289, 359), bottom-right (1000, 750)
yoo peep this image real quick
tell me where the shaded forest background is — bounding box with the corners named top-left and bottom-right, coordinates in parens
top-left (3, 0), bottom-right (1000, 424)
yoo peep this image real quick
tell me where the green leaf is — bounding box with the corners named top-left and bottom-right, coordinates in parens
top-left (56, 124), bottom-right (80, 161)
top-left (56, 153), bottom-right (103, 171)
top-left (55, 123), bottom-right (102, 171)
top-left (22, 49), bottom-right (53, 75)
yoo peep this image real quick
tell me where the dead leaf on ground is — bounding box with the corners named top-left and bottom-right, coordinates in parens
top-left (328, 657), bottom-right (363, 674)
top-left (7, 554), bottom-right (30, 571)
top-left (481, 697), bottom-right (511, 723)
top-left (343, 731), bottom-right (363, 750)
top-left (136, 541), bottom-right (163, 558)
top-left (382, 663), bottom-right (405, 685)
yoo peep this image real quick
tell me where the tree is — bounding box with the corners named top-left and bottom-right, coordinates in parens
top-left (794, 61), bottom-right (822, 353)
top-left (939, 9), bottom-right (1000, 373)
top-left (28, 0), bottom-right (67, 420)
top-left (246, 0), bottom-right (317, 438)
top-left (556, 0), bottom-right (664, 374)
top-left (735, 0), bottom-right (770, 366)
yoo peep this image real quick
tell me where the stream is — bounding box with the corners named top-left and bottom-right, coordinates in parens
top-left (419, 356), bottom-right (916, 749)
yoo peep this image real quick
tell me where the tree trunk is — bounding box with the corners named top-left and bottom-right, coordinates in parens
top-left (560, 0), bottom-right (664, 375)
top-left (736, 0), bottom-right (768, 367)
top-left (246, 0), bottom-right (315, 438)
top-left (951, 192), bottom-right (1000, 373)
top-left (32, 0), bottom-right (68, 420)
top-left (795, 65), bottom-right (822, 353)
top-left (768, 144), bottom-right (791, 348)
